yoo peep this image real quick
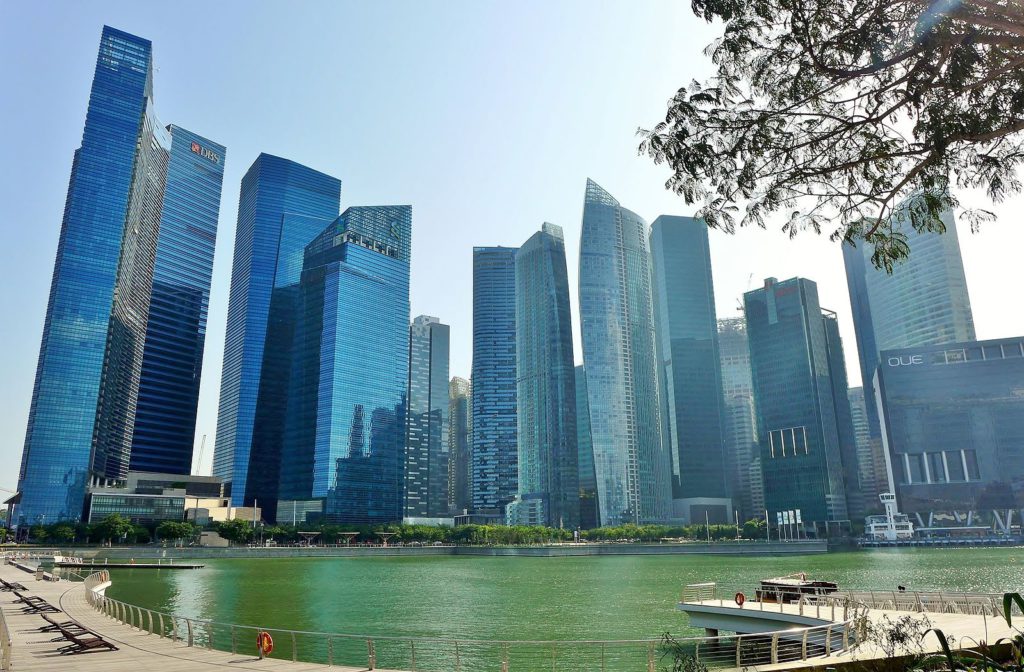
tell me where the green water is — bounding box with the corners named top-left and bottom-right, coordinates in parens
top-left (105, 548), bottom-right (1024, 642)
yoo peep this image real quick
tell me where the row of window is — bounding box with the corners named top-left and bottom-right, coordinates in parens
top-left (894, 449), bottom-right (981, 485)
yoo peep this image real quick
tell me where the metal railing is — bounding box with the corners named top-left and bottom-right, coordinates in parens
top-left (834, 590), bottom-right (1022, 619)
top-left (1, 595), bottom-right (12, 671)
top-left (81, 571), bottom-right (860, 671)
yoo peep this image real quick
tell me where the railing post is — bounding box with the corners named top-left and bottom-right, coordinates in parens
top-left (328, 636), bottom-right (333, 666)
top-left (367, 638), bottom-right (376, 670)
top-left (231, 626), bottom-right (237, 654)
top-left (801, 630), bottom-right (808, 660)
top-left (159, 613), bottom-right (165, 638)
top-left (647, 641), bottom-right (655, 672)
top-left (455, 640), bottom-right (460, 672)
top-left (172, 617), bottom-right (179, 642)
top-left (601, 642), bottom-right (606, 671)
top-left (824, 626), bottom-right (832, 656)
top-left (186, 619), bottom-right (194, 647)
top-left (410, 640), bottom-right (416, 670)
top-left (736, 635), bottom-right (742, 667)
top-left (799, 596), bottom-right (804, 616)
top-left (207, 622), bottom-right (213, 650)
top-left (770, 633), bottom-right (779, 664)
top-left (147, 609), bottom-right (153, 634)
top-left (843, 624), bottom-right (850, 651)
top-left (502, 642), bottom-right (510, 672)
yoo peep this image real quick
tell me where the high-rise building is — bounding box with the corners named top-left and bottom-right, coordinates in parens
top-left (471, 246), bottom-right (519, 513)
top-left (877, 337), bottom-right (1024, 518)
top-left (130, 127), bottom-right (226, 475)
top-left (404, 316), bottom-right (451, 519)
top-left (213, 155), bottom-right (342, 511)
top-left (848, 387), bottom-right (888, 510)
top-left (277, 206), bottom-right (412, 525)
top-left (578, 179), bottom-right (671, 525)
top-left (574, 366), bottom-right (600, 529)
top-left (743, 277), bottom-right (850, 533)
top-left (822, 310), bottom-right (862, 519)
top-left (18, 27), bottom-right (177, 526)
top-left (448, 377), bottom-right (472, 514)
top-left (649, 215), bottom-right (730, 523)
top-left (717, 317), bottom-right (764, 522)
top-left (507, 224), bottom-right (580, 528)
top-left (842, 206), bottom-right (975, 512)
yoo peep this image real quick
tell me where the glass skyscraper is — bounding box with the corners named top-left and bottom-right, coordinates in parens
top-left (578, 179), bottom-right (671, 525)
top-left (448, 377), bottom-right (472, 514)
top-left (649, 215), bottom-right (730, 523)
top-left (744, 277), bottom-right (850, 532)
top-left (507, 224), bottom-right (580, 528)
top-left (574, 366), bottom-right (600, 529)
top-left (131, 126), bottom-right (226, 475)
top-left (213, 155), bottom-right (342, 509)
top-left (404, 315), bottom-right (451, 519)
top-left (848, 386), bottom-right (888, 511)
top-left (717, 317), bottom-right (764, 522)
top-left (279, 206), bottom-right (412, 524)
top-left (823, 310), bottom-right (862, 519)
top-left (18, 27), bottom-right (177, 526)
top-left (471, 246), bottom-right (519, 513)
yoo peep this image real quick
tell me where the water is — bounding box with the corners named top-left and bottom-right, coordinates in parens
top-left (105, 547), bottom-right (1024, 642)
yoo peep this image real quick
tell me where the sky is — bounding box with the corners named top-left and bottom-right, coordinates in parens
top-left (0, 1), bottom-right (1020, 495)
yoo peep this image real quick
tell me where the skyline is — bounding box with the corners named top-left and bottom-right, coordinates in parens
top-left (2, 2), bottom-right (1023, 494)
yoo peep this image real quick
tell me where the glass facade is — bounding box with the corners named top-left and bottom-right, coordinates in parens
top-left (578, 179), bottom-right (671, 525)
top-left (17, 27), bottom-right (171, 526)
top-left (822, 311), bottom-right (862, 518)
top-left (471, 247), bottom-right (519, 513)
top-left (448, 377), bottom-right (472, 514)
top-left (744, 278), bottom-right (849, 530)
top-left (131, 126), bottom-right (226, 475)
top-left (877, 337), bottom-right (1024, 514)
top-left (574, 366), bottom-right (600, 529)
top-left (87, 493), bottom-right (186, 525)
top-left (404, 316), bottom-right (451, 518)
top-left (213, 155), bottom-right (342, 510)
top-left (717, 317), bottom-right (764, 522)
top-left (280, 206), bottom-right (412, 525)
top-left (649, 216), bottom-right (729, 523)
top-left (848, 387), bottom-right (889, 509)
top-left (507, 224), bottom-right (580, 528)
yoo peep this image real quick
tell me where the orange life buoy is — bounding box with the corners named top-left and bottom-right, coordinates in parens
top-left (735, 592), bottom-right (746, 606)
top-left (257, 630), bottom-right (274, 656)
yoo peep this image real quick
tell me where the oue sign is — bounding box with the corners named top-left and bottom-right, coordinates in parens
top-left (887, 354), bottom-right (923, 367)
top-left (190, 141), bottom-right (221, 164)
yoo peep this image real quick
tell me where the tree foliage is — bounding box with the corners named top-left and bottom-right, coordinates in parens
top-left (640, 0), bottom-right (1024, 269)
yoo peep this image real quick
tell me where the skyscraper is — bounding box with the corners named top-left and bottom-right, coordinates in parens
top-left (18, 27), bottom-right (175, 526)
top-left (842, 206), bottom-right (975, 511)
top-left (822, 310), bottom-right (862, 519)
top-left (848, 387), bottom-right (888, 510)
top-left (213, 155), bottom-right (342, 510)
top-left (448, 377), bottom-right (472, 514)
top-left (649, 215), bottom-right (730, 523)
top-left (578, 179), bottom-right (671, 525)
top-left (507, 224), bottom-right (580, 528)
top-left (717, 317), bottom-right (764, 522)
top-left (574, 366), bottom-right (600, 529)
top-left (744, 277), bottom-right (850, 533)
top-left (471, 246), bottom-right (519, 513)
top-left (404, 315), bottom-right (451, 519)
top-left (130, 126), bottom-right (226, 475)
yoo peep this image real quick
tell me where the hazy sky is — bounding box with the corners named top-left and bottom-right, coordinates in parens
top-left (1, 1), bottom-right (1020, 494)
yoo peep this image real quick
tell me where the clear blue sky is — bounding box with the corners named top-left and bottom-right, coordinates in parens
top-left (1, 1), bottom-right (1021, 493)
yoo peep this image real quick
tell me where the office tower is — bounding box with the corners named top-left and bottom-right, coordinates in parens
top-left (404, 316), bottom-right (451, 519)
top-left (578, 179), bottom-right (671, 525)
top-left (877, 337), bottom-right (1024, 520)
top-left (471, 247), bottom-right (519, 513)
top-left (17, 27), bottom-right (174, 526)
top-left (822, 310), bottom-right (862, 519)
top-left (649, 215), bottom-right (730, 523)
top-left (717, 317), bottom-right (764, 522)
top-left (507, 224), bottom-right (580, 528)
top-left (842, 206), bottom-right (975, 511)
top-left (448, 377), bottom-right (472, 514)
top-left (743, 278), bottom-right (849, 533)
top-left (848, 387), bottom-right (888, 510)
top-left (213, 155), bottom-right (342, 511)
top-left (574, 366), bottom-right (600, 529)
top-left (276, 206), bottom-right (412, 525)
top-left (131, 127), bottom-right (226, 474)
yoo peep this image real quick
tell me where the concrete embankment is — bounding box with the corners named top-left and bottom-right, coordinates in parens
top-left (49, 539), bottom-right (825, 560)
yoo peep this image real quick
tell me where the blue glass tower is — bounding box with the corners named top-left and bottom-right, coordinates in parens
top-left (744, 278), bottom-right (850, 532)
top-left (471, 247), bottom-right (519, 513)
top-left (507, 224), bottom-right (580, 528)
top-left (213, 155), bottom-right (341, 508)
top-left (131, 126), bottom-right (226, 474)
top-left (578, 179), bottom-right (671, 525)
top-left (278, 206), bottom-right (412, 524)
top-left (718, 317), bottom-right (764, 522)
top-left (649, 215), bottom-right (730, 523)
top-left (574, 366), bottom-right (600, 529)
top-left (17, 27), bottom-right (172, 526)
top-left (404, 315), bottom-right (451, 519)
top-left (448, 377), bottom-right (473, 514)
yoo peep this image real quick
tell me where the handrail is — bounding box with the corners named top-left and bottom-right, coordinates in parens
top-left (81, 571), bottom-right (861, 670)
top-left (0, 594), bottom-right (11, 671)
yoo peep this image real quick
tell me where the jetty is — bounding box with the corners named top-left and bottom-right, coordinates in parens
top-left (53, 559), bottom-right (204, 570)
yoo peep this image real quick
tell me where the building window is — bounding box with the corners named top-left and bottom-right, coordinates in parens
top-left (945, 451), bottom-right (966, 481)
top-left (964, 450), bottom-right (981, 480)
top-left (928, 452), bottom-right (947, 483)
top-left (907, 454), bottom-right (925, 484)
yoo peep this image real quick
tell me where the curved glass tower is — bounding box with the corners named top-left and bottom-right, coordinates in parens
top-left (578, 179), bottom-right (671, 525)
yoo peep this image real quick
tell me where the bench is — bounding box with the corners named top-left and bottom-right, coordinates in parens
top-left (55, 625), bottom-right (119, 655)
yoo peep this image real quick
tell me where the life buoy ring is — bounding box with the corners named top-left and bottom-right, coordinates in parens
top-left (257, 631), bottom-right (274, 656)
top-left (735, 592), bottom-right (746, 606)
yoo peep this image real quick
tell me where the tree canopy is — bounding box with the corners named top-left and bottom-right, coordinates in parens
top-left (640, 0), bottom-right (1024, 269)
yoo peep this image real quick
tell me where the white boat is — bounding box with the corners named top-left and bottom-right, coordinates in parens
top-left (864, 493), bottom-right (915, 541)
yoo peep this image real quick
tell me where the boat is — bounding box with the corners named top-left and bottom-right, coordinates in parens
top-left (864, 493), bottom-right (915, 541)
top-left (755, 573), bottom-right (838, 603)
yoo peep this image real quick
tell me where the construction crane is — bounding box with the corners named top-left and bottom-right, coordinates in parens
top-left (193, 434), bottom-right (207, 476)
top-left (736, 273), bottom-right (755, 312)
